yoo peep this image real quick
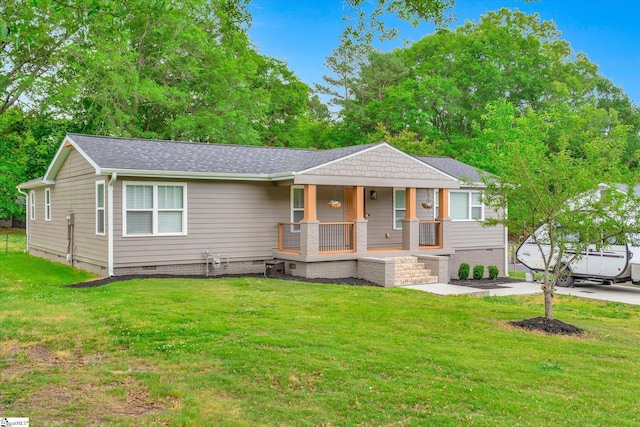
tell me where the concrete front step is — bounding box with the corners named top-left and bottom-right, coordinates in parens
top-left (395, 269), bottom-right (433, 278)
top-left (392, 256), bottom-right (438, 286)
top-left (394, 276), bottom-right (440, 286)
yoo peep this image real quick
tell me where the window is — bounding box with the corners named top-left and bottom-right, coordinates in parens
top-left (434, 190), bottom-right (439, 219)
top-left (291, 186), bottom-right (304, 232)
top-left (450, 191), bottom-right (483, 220)
top-left (44, 188), bottom-right (51, 221)
top-left (123, 182), bottom-right (186, 236)
top-left (394, 189), bottom-right (406, 230)
top-left (29, 190), bottom-right (35, 220)
top-left (96, 181), bottom-right (105, 235)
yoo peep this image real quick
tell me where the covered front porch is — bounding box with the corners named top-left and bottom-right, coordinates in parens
top-left (274, 184), bottom-right (454, 259)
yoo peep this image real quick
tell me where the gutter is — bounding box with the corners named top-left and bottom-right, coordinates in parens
top-left (99, 168), bottom-right (295, 182)
top-left (16, 188), bottom-right (28, 252)
top-left (108, 172), bottom-right (117, 276)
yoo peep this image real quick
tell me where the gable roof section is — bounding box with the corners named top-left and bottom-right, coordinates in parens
top-left (295, 144), bottom-right (459, 188)
top-left (418, 156), bottom-right (486, 185)
top-left (22, 134), bottom-right (480, 191)
top-left (42, 134), bottom-right (379, 181)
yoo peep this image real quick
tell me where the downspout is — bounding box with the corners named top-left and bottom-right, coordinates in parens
top-left (504, 225), bottom-right (509, 277)
top-left (17, 188), bottom-right (28, 252)
top-left (108, 173), bottom-right (117, 276)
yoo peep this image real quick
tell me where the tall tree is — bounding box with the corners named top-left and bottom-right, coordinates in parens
top-left (481, 101), bottom-right (640, 320)
top-left (331, 8), bottom-right (639, 161)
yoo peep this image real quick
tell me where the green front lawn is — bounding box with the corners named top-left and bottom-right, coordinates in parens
top-left (2, 252), bottom-right (640, 426)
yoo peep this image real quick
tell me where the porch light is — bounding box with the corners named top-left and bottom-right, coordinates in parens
top-left (370, 190), bottom-right (377, 199)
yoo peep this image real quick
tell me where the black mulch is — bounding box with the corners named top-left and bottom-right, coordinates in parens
top-left (509, 317), bottom-right (583, 336)
top-left (449, 277), bottom-right (523, 290)
top-left (67, 273), bottom-right (382, 289)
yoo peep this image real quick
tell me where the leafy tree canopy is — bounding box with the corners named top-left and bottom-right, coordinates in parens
top-left (481, 100), bottom-right (640, 319)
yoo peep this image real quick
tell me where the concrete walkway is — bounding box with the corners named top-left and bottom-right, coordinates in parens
top-left (403, 280), bottom-right (640, 306)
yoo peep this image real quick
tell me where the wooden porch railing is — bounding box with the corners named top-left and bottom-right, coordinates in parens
top-left (319, 222), bottom-right (355, 253)
top-left (278, 222), bottom-right (301, 253)
top-left (419, 220), bottom-right (442, 248)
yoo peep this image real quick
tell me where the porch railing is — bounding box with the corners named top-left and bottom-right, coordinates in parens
top-left (278, 222), bottom-right (301, 253)
top-left (419, 220), bottom-right (442, 248)
top-left (319, 222), bottom-right (355, 253)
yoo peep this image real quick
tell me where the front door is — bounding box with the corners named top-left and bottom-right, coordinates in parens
top-left (343, 188), bottom-right (356, 249)
top-left (344, 188), bottom-right (355, 222)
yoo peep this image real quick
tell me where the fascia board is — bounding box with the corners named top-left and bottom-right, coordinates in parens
top-left (43, 135), bottom-right (101, 181)
top-left (99, 168), bottom-right (295, 182)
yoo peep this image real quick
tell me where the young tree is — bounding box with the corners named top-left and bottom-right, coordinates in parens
top-left (481, 101), bottom-right (640, 320)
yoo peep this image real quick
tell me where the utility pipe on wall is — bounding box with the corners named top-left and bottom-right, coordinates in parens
top-left (108, 173), bottom-right (117, 276)
top-left (16, 188), bottom-right (28, 252)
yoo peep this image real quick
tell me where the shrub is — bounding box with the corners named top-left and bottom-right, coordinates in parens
top-left (488, 265), bottom-right (499, 280)
top-left (458, 263), bottom-right (470, 280)
top-left (473, 265), bottom-right (485, 280)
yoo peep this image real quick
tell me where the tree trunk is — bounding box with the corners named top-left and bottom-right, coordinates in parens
top-left (544, 291), bottom-right (554, 320)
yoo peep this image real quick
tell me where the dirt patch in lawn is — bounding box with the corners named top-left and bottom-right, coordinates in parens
top-left (509, 317), bottom-right (583, 336)
top-left (68, 273), bottom-right (381, 288)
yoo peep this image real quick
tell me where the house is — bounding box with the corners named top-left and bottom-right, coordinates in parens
top-left (17, 134), bottom-right (506, 287)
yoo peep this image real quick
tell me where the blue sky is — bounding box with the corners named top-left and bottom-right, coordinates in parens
top-left (248, 0), bottom-right (640, 106)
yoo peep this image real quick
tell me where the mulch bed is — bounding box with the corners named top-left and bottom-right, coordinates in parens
top-left (509, 317), bottom-right (583, 336)
top-left (449, 277), bottom-right (523, 289)
top-left (67, 273), bottom-right (381, 289)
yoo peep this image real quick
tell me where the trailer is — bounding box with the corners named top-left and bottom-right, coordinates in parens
top-left (516, 224), bottom-right (640, 287)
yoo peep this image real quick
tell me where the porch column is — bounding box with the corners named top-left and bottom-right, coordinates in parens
top-left (355, 186), bottom-right (365, 220)
top-left (437, 189), bottom-right (451, 249)
top-left (405, 187), bottom-right (417, 219)
top-left (402, 187), bottom-right (419, 250)
top-left (354, 220), bottom-right (368, 254)
top-left (304, 184), bottom-right (317, 221)
top-left (300, 220), bottom-right (319, 255)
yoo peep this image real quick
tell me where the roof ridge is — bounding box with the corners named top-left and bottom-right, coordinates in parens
top-left (68, 133), bottom-right (383, 153)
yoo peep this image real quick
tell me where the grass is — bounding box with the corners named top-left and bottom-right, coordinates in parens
top-left (2, 253), bottom-right (640, 425)
top-left (0, 229), bottom-right (26, 254)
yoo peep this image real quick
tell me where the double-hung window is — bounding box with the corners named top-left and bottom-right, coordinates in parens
top-left (123, 182), bottom-right (187, 236)
top-left (291, 186), bottom-right (304, 232)
top-left (450, 191), bottom-right (483, 220)
top-left (44, 188), bottom-right (51, 221)
top-left (96, 181), bottom-right (105, 235)
top-left (29, 190), bottom-right (35, 220)
top-left (393, 189), bottom-right (406, 230)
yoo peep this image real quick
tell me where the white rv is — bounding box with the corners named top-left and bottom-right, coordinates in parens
top-left (516, 225), bottom-right (640, 287)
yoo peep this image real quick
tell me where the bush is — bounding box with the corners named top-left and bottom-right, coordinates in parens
top-left (488, 265), bottom-right (499, 280)
top-left (473, 265), bottom-right (485, 280)
top-left (458, 263), bottom-right (470, 280)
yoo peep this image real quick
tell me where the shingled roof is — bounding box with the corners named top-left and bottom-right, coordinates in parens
top-left (417, 156), bottom-right (485, 184)
top-left (20, 134), bottom-right (484, 190)
top-left (68, 134), bottom-right (379, 175)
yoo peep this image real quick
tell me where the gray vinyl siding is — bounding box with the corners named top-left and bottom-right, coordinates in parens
top-left (28, 149), bottom-right (108, 267)
top-left (449, 197), bottom-right (504, 249)
top-left (112, 179), bottom-right (290, 267)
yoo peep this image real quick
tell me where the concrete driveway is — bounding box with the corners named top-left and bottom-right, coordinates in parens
top-left (403, 281), bottom-right (640, 306)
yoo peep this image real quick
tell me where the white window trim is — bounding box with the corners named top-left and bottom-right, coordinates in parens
top-left (122, 181), bottom-right (188, 237)
top-left (29, 190), bottom-right (35, 221)
top-left (44, 188), bottom-right (51, 221)
top-left (96, 180), bottom-right (106, 236)
top-left (290, 185), bottom-right (304, 232)
top-left (393, 188), bottom-right (406, 230)
top-left (433, 189), bottom-right (439, 220)
top-left (450, 190), bottom-right (484, 221)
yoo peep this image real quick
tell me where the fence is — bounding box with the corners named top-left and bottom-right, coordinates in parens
top-left (1, 232), bottom-right (27, 254)
top-left (419, 220), bottom-right (441, 247)
top-left (319, 222), bottom-right (355, 253)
